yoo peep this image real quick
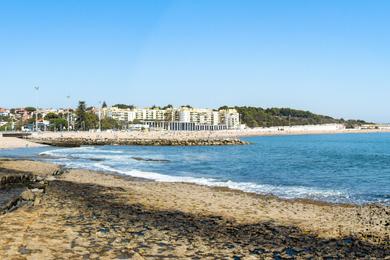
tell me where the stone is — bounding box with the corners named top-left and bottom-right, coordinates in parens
top-left (21, 190), bottom-right (35, 201)
top-left (31, 188), bottom-right (44, 193)
top-left (131, 252), bottom-right (145, 260)
top-left (33, 197), bottom-right (41, 206)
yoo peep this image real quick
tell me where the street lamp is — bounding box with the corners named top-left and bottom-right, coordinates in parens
top-left (67, 96), bottom-right (71, 131)
top-left (34, 86), bottom-right (39, 132)
top-left (98, 101), bottom-right (102, 132)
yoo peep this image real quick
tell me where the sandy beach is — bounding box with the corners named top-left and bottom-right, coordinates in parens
top-left (0, 159), bottom-right (388, 258)
top-left (0, 136), bottom-right (45, 149)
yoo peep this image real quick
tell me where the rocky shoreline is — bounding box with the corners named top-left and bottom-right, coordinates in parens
top-left (0, 160), bottom-right (63, 214)
top-left (27, 137), bottom-right (249, 147)
top-left (0, 159), bottom-right (389, 258)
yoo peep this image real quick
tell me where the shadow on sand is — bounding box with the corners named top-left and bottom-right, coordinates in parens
top-left (43, 179), bottom-right (389, 258)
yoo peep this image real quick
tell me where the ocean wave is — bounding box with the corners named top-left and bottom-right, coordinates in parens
top-left (37, 147), bottom-right (384, 205)
top-left (88, 163), bottom-right (349, 203)
top-left (39, 146), bottom-right (123, 157)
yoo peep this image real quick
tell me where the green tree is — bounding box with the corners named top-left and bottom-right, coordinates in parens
top-left (101, 117), bottom-right (119, 130)
top-left (85, 112), bottom-right (99, 130)
top-left (218, 105), bottom-right (230, 110)
top-left (162, 104), bottom-right (173, 110)
top-left (75, 101), bottom-right (87, 130)
top-left (49, 118), bottom-right (68, 131)
top-left (24, 107), bottom-right (36, 112)
top-left (44, 112), bottom-right (59, 120)
top-left (113, 104), bottom-right (135, 109)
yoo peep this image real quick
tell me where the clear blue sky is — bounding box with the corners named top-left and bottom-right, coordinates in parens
top-left (1, 0), bottom-right (389, 122)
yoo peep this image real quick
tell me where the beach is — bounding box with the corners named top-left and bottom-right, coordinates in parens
top-left (0, 158), bottom-right (388, 258)
top-left (0, 136), bottom-right (45, 149)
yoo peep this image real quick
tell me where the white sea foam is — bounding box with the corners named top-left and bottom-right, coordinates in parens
top-left (39, 147), bottom-right (351, 203)
top-left (87, 163), bottom-right (348, 202)
top-left (39, 147), bottom-right (126, 162)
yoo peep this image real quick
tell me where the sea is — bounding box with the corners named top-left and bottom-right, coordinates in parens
top-left (1, 133), bottom-right (389, 205)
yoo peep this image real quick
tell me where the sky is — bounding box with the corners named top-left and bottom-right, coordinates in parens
top-left (1, 0), bottom-right (389, 122)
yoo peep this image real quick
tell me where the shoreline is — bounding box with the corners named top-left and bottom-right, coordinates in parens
top-left (2, 127), bottom-right (389, 149)
top-left (72, 166), bottom-right (386, 208)
top-left (1, 132), bottom-right (389, 207)
top-left (2, 150), bottom-right (384, 207)
top-left (0, 159), bottom-right (389, 257)
top-left (25, 127), bottom-right (390, 145)
top-left (3, 155), bottom-right (385, 208)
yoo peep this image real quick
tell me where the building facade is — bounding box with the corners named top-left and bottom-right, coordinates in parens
top-left (101, 106), bottom-right (240, 131)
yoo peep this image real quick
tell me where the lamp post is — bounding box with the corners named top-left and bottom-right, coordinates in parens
top-left (98, 101), bottom-right (102, 132)
top-left (67, 96), bottom-right (71, 131)
top-left (34, 86), bottom-right (39, 132)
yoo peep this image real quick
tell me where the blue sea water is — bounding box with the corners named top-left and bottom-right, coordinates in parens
top-left (1, 133), bottom-right (389, 205)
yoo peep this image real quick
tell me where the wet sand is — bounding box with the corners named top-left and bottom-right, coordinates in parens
top-left (0, 159), bottom-right (388, 258)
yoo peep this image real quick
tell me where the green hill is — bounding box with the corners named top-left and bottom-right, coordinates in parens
top-left (220, 106), bottom-right (369, 128)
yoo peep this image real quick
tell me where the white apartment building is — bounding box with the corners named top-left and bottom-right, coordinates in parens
top-left (102, 106), bottom-right (240, 130)
top-left (102, 107), bottom-right (136, 122)
top-left (220, 108), bottom-right (240, 129)
top-left (179, 109), bottom-right (191, 123)
top-left (102, 107), bottom-right (165, 122)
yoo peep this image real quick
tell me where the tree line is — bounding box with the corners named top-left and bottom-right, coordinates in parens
top-left (219, 106), bottom-right (369, 128)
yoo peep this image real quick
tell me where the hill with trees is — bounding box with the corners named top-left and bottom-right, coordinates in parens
top-left (219, 106), bottom-right (369, 128)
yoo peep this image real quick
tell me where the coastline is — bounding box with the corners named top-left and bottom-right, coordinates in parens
top-left (0, 158), bottom-right (388, 258)
top-left (26, 127), bottom-right (390, 141)
top-left (2, 125), bottom-right (389, 149)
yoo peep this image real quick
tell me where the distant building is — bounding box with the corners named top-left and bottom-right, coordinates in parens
top-left (0, 108), bottom-right (9, 117)
top-left (101, 106), bottom-right (241, 131)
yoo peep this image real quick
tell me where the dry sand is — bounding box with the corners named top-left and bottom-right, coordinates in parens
top-left (0, 136), bottom-right (45, 149)
top-left (0, 159), bottom-right (388, 258)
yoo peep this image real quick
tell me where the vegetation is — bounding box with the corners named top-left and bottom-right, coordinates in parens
top-left (112, 104), bottom-right (135, 109)
top-left (44, 112), bottom-right (68, 131)
top-left (101, 117), bottom-right (119, 130)
top-left (74, 101), bottom-right (120, 130)
top-left (219, 106), bottom-right (369, 128)
top-left (162, 104), bottom-right (173, 110)
top-left (24, 107), bottom-right (36, 112)
top-left (75, 101), bottom-right (99, 130)
top-left (0, 122), bottom-right (12, 131)
top-left (0, 115), bottom-right (11, 122)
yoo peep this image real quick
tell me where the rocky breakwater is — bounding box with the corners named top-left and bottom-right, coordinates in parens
top-left (27, 137), bottom-right (249, 147)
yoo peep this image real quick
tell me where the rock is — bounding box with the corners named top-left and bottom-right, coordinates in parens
top-left (30, 137), bottom-right (249, 147)
top-left (131, 252), bottom-right (145, 260)
top-left (173, 245), bottom-right (187, 257)
top-left (21, 190), bottom-right (35, 201)
top-left (31, 188), bottom-right (44, 193)
top-left (33, 197), bottom-right (41, 206)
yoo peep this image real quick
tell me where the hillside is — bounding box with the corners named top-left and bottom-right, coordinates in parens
top-left (221, 106), bottom-right (369, 128)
